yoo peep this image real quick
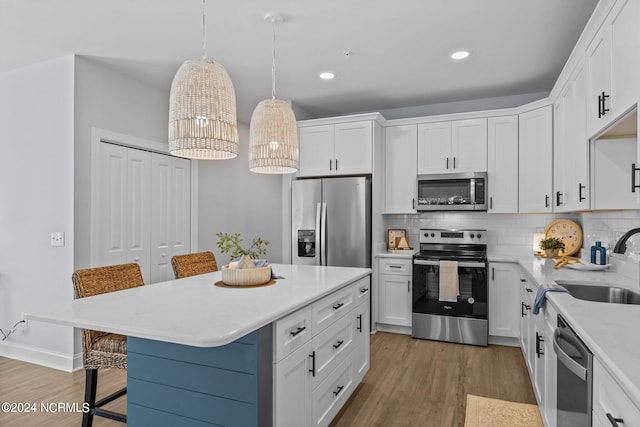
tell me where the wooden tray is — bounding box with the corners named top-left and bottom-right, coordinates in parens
top-left (214, 279), bottom-right (276, 289)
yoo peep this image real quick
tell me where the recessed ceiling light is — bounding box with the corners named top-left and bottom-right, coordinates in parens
top-left (451, 50), bottom-right (470, 60)
top-left (319, 72), bottom-right (335, 80)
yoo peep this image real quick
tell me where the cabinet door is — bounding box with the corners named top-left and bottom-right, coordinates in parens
top-left (592, 137), bottom-right (638, 209)
top-left (569, 61), bottom-right (590, 211)
top-left (379, 274), bottom-right (412, 327)
top-left (353, 300), bottom-right (370, 384)
top-left (586, 23), bottom-right (612, 137)
top-left (488, 263), bottom-right (520, 338)
top-left (333, 121), bottom-right (373, 175)
top-left (273, 340), bottom-right (312, 427)
top-left (487, 116), bottom-right (518, 213)
top-left (299, 125), bottom-right (334, 177)
top-left (451, 118), bottom-right (487, 172)
top-left (417, 121), bottom-right (452, 174)
top-left (384, 125), bottom-right (417, 213)
top-left (610, 0), bottom-right (638, 122)
top-left (553, 90), bottom-right (570, 212)
top-left (519, 106), bottom-right (553, 213)
top-left (543, 304), bottom-right (557, 427)
top-left (519, 278), bottom-right (533, 369)
top-left (533, 314), bottom-right (546, 410)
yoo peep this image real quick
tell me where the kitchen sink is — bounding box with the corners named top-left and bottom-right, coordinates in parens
top-left (555, 281), bottom-right (640, 305)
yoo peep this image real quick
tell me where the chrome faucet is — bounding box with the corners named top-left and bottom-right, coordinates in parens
top-left (613, 228), bottom-right (640, 254)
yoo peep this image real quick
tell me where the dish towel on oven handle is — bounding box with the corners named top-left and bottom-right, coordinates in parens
top-left (532, 283), bottom-right (568, 314)
top-left (439, 260), bottom-right (459, 302)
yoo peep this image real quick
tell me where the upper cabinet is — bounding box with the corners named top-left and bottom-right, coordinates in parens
top-left (487, 115), bottom-right (519, 213)
top-left (519, 106), bottom-right (553, 213)
top-left (417, 118), bottom-right (487, 174)
top-left (586, 0), bottom-right (639, 138)
top-left (384, 125), bottom-right (417, 214)
top-left (298, 120), bottom-right (374, 177)
top-left (554, 59), bottom-right (590, 212)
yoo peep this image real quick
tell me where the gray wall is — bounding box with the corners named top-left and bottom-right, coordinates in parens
top-left (197, 121), bottom-right (284, 267)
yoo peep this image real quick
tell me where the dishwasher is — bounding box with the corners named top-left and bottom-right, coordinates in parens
top-left (554, 314), bottom-right (593, 427)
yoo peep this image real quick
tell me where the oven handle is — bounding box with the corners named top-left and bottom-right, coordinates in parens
top-left (553, 327), bottom-right (588, 381)
top-left (413, 259), bottom-right (486, 268)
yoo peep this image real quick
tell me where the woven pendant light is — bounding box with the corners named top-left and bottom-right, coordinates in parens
top-left (249, 13), bottom-right (299, 174)
top-left (168, 0), bottom-right (238, 160)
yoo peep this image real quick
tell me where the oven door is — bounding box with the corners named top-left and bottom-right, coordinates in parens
top-left (412, 258), bottom-right (488, 346)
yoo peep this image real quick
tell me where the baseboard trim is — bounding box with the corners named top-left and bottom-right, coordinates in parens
top-left (488, 335), bottom-right (520, 347)
top-left (375, 323), bottom-right (412, 335)
top-left (0, 342), bottom-right (82, 372)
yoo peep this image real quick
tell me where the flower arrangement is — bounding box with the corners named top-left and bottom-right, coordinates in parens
top-left (539, 237), bottom-right (565, 251)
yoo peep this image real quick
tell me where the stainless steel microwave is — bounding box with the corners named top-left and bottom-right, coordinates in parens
top-left (417, 172), bottom-right (487, 211)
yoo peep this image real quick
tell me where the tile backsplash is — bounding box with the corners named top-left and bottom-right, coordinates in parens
top-left (384, 210), bottom-right (640, 260)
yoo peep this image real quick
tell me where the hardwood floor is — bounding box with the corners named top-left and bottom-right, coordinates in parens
top-left (330, 332), bottom-right (536, 427)
top-left (0, 332), bottom-right (534, 427)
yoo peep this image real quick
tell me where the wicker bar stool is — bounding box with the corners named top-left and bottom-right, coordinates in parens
top-left (72, 263), bottom-right (144, 427)
top-left (171, 251), bottom-right (218, 279)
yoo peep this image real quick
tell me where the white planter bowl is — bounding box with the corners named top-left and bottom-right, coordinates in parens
top-left (221, 264), bottom-right (271, 286)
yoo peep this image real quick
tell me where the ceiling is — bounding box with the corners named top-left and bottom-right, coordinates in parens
top-left (1, 0), bottom-right (598, 123)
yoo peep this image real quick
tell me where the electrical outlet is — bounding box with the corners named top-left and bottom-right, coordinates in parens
top-left (50, 231), bottom-right (65, 247)
top-left (21, 312), bottom-right (28, 327)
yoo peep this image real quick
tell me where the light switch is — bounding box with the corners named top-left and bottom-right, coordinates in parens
top-left (51, 232), bottom-right (65, 247)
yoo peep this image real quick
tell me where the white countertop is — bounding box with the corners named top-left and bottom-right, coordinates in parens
top-left (27, 264), bottom-right (371, 348)
top-left (514, 256), bottom-right (640, 407)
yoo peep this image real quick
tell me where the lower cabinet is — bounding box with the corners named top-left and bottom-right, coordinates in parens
top-left (377, 257), bottom-right (412, 328)
top-left (488, 262), bottom-right (520, 338)
top-left (273, 276), bottom-right (370, 427)
top-left (593, 357), bottom-right (640, 427)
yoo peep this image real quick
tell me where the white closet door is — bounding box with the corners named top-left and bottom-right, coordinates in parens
top-left (96, 143), bottom-right (151, 282)
top-left (150, 153), bottom-right (191, 283)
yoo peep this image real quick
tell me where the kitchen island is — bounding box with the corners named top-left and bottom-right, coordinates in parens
top-left (27, 264), bottom-right (372, 427)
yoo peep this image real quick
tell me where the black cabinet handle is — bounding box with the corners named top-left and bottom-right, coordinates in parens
top-left (536, 332), bottom-right (544, 358)
top-left (599, 91), bottom-right (610, 118)
top-left (357, 314), bottom-right (363, 332)
top-left (359, 288), bottom-right (369, 294)
top-left (521, 301), bottom-right (527, 318)
top-left (412, 198), bottom-right (415, 209)
top-left (333, 385), bottom-right (345, 397)
top-left (333, 339), bottom-right (345, 349)
top-left (491, 267), bottom-right (495, 281)
top-left (308, 351), bottom-right (316, 376)
top-left (632, 163), bottom-right (640, 193)
top-left (290, 326), bottom-right (306, 337)
top-left (489, 196), bottom-right (493, 210)
top-left (556, 191), bottom-right (563, 206)
top-left (335, 158), bottom-right (338, 170)
top-left (446, 157), bottom-right (449, 169)
top-left (606, 413), bottom-right (624, 426)
top-left (333, 302), bottom-right (344, 310)
top-left (453, 157), bottom-right (456, 169)
top-left (329, 159), bottom-right (333, 171)
top-left (579, 183), bottom-right (586, 202)
top-left (526, 288), bottom-right (533, 293)
top-left (545, 194), bottom-right (549, 208)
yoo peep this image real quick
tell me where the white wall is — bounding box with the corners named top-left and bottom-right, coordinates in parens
top-left (197, 121), bottom-right (284, 267)
top-left (0, 56), bottom-right (76, 368)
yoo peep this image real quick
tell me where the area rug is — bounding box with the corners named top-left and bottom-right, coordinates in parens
top-left (464, 394), bottom-right (543, 427)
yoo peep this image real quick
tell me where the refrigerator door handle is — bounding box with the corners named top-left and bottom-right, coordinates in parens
top-left (320, 202), bottom-right (327, 266)
top-left (315, 203), bottom-right (322, 266)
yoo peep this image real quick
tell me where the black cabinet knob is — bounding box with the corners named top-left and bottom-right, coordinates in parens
top-left (469, 233), bottom-right (475, 239)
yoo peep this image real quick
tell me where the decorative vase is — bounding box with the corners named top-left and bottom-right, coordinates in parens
top-left (545, 249), bottom-right (560, 258)
top-left (237, 254), bottom-right (256, 269)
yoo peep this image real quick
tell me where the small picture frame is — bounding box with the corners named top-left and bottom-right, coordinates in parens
top-left (387, 229), bottom-right (406, 250)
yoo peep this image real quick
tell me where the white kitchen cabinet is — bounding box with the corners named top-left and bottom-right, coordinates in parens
top-left (417, 118), bottom-right (487, 174)
top-left (592, 137), bottom-right (638, 209)
top-left (273, 340), bottom-right (313, 427)
top-left (378, 258), bottom-right (412, 328)
top-left (543, 302), bottom-right (558, 427)
top-left (532, 309), bottom-right (546, 417)
top-left (384, 125), bottom-right (417, 213)
top-left (298, 120), bottom-right (373, 177)
top-left (519, 276), bottom-right (534, 367)
top-left (488, 262), bottom-right (520, 338)
top-left (518, 105), bottom-right (553, 213)
top-left (553, 59), bottom-right (590, 212)
top-left (586, 0), bottom-right (639, 138)
top-left (273, 277), bottom-right (370, 427)
top-left (487, 116), bottom-right (519, 213)
top-left (593, 358), bottom-right (640, 427)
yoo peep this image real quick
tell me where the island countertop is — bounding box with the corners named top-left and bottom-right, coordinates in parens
top-left (27, 264), bottom-right (371, 348)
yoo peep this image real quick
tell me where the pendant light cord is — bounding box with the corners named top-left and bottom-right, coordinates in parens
top-left (202, 0), bottom-right (207, 59)
top-left (271, 20), bottom-right (277, 100)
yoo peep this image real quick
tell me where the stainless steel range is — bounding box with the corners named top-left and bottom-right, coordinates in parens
top-left (412, 228), bottom-right (488, 346)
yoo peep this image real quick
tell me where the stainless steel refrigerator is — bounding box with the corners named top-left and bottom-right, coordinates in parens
top-left (292, 177), bottom-right (371, 268)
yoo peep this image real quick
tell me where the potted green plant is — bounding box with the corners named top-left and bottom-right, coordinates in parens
top-left (216, 232), bottom-right (270, 267)
top-left (539, 237), bottom-right (565, 258)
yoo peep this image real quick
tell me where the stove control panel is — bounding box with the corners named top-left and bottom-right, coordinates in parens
top-left (419, 228), bottom-right (487, 245)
